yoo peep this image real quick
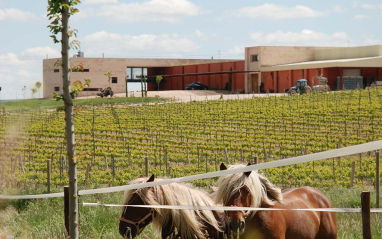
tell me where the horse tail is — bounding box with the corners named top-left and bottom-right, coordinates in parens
top-left (258, 174), bottom-right (283, 205)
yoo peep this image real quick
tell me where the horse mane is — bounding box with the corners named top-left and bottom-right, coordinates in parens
top-left (123, 177), bottom-right (222, 239)
top-left (215, 164), bottom-right (283, 218)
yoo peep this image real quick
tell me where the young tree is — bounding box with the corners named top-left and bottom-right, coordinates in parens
top-left (47, 1), bottom-right (80, 238)
top-left (22, 85), bottom-right (26, 99)
top-left (144, 76), bottom-right (147, 97)
top-left (140, 74), bottom-right (144, 97)
top-left (104, 71), bottom-right (112, 87)
top-left (31, 87), bottom-right (38, 98)
top-left (35, 81), bottom-right (42, 98)
top-left (156, 75), bottom-right (163, 91)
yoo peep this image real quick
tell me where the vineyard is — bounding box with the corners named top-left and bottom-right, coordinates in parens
top-left (0, 89), bottom-right (382, 191)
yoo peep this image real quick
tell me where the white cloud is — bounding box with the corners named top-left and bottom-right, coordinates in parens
top-left (97, 0), bottom-right (201, 23)
top-left (353, 14), bottom-right (369, 20)
top-left (0, 8), bottom-right (38, 21)
top-left (84, 0), bottom-right (118, 4)
top-left (226, 46), bottom-right (244, 58)
top-left (0, 47), bottom-right (59, 100)
top-left (72, 8), bottom-right (95, 20)
top-left (249, 30), bottom-right (350, 46)
top-left (21, 47), bottom-right (60, 59)
top-left (194, 30), bottom-right (208, 41)
top-left (83, 31), bottom-right (200, 57)
top-left (236, 4), bottom-right (324, 20)
top-left (362, 36), bottom-right (382, 45)
top-left (361, 4), bottom-right (379, 10)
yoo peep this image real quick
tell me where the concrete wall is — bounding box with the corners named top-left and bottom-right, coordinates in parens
top-left (43, 57), bottom-right (236, 98)
top-left (314, 45), bottom-right (382, 61)
top-left (244, 46), bottom-right (323, 93)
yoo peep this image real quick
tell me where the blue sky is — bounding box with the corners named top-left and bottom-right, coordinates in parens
top-left (0, 0), bottom-right (381, 100)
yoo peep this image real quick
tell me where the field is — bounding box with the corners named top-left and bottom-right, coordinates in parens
top-left (0, 89), bottom-right (382, 238)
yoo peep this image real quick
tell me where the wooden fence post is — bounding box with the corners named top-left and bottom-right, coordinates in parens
top-left (60, 156), bottom-right (64, 181)
top-left (64, 186), bottom-right (69, 236)
top-left (19, 156), bottom-right (25, 174)
top-left (263, 142), bottom-right (267, 161)
top-left (104, 154), bottom-right (108, 169)
top-left (350, 161), bottom-right (355, 188)
top-left (47, 159), bottom-right (51, 193)
top-left (51, 154), bottom-right (54, 172)
top-left (361, 191), bottom-right (371, 239)
top-left (85, 163), bottom-right (91, 184)
top-left (164, 149), bottom-right (168, 175)
top-left (376, 150), bottom-right (380, 208)
top-left (0, 164), bottom-right (4, 186)
top-left (145, 153), bottom-right (149, 177)
top-left (205, 153), bottom-right (208, 173)
top-left (111, 155), bottom-right (115, 178)
top-left (224, 148), bottom-right (229, 164)
top-left (187, 148), bottom-right (190, 164)
top-left (197, 145), bottom-right (200, 168)
top-left (214, 155), bottom-right (217, 171)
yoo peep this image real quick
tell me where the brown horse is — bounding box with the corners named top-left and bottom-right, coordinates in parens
top-left (215, 163), bottom-right (337, 239)
top-left (119, 174), bottom-right (230, 239)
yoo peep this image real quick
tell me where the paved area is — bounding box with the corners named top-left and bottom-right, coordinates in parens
top-left (114, 90), bottom-right (286, 102)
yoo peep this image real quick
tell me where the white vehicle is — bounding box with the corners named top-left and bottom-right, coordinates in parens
top-left (312, 76), bottom-right (330, 93)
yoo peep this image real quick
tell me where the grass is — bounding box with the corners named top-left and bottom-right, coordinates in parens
top-left (0, 96), bottom-right (167, 112)
top-left (0, 187), bottom-right (381, 238)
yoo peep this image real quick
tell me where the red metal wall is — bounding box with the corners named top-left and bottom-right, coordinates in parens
top-left (262, 67), bottom-right (382, 93)
top-left (160, 61), bottom-right (245, 91)
top-left (157, 62), bottom-right (382, 93)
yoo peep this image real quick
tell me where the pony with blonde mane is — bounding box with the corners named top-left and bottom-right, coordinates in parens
top-left (215, 163), bottom-right (337, 239)
top-left (119, 174), bottom-right (230, 239)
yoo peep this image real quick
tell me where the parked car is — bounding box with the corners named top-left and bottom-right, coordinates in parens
top-left (185, 82), bottom-right (208, 90)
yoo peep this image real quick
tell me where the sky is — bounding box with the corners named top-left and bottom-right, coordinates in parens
top-left (0, 0), bottom-right (381, 100)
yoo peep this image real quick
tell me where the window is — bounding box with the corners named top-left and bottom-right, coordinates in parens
top-left (251, 54), bottom-right (259, 62)
top-left (72, 68), bottom-right (89, 72)
top-left (112, 77), bottom-right (118, 84)
top-left (132, 68), bottom-right (142, 79)
top-left (83, 88), bottom-right (102, 91)
top-left (54, 69), bottom-right (59, 73)
top-left (127, 67), bottom-right (148, 80)
top-left (54, 87), bottom-right (60, 91)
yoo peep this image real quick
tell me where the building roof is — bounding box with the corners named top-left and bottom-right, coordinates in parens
top-left (261, 56), bottom-right (382, 72)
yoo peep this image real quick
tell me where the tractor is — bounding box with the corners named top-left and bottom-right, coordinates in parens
top-left (97, 87), bottom-right (114, 98)
top-left (288, 79), bottom-right (312, 95)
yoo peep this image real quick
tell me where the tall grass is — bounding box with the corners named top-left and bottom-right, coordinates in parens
top-left (0, 187), bottom-right (381, 238)
top-left (0, 96), bottom-right (166, 112)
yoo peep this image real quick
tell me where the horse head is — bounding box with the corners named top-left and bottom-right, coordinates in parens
top-left (219, 163), bottom-right (253, 234)
top-left (119, 174), bottom-right (156, 238)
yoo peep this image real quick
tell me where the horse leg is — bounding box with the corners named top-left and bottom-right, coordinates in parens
top-left (315, 212), bottom-right (337, 239)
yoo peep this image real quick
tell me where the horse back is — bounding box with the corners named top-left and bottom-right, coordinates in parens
top-left (282, 186), bottom-right (337, 239)
top-left (248, 186), bottom-right (337, 239)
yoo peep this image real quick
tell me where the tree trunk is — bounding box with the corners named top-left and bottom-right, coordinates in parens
top-left (62, 1), bottom-right (78, 238)
top-left (141, 77), bottom-right (144, 97)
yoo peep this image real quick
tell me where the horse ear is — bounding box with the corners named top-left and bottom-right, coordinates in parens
top-left (244, 163), bottom-right (252, 177)
top-left (147, 174), bottom-right (155, 182)
top-left (220, 163), bottom-right (227, 171)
